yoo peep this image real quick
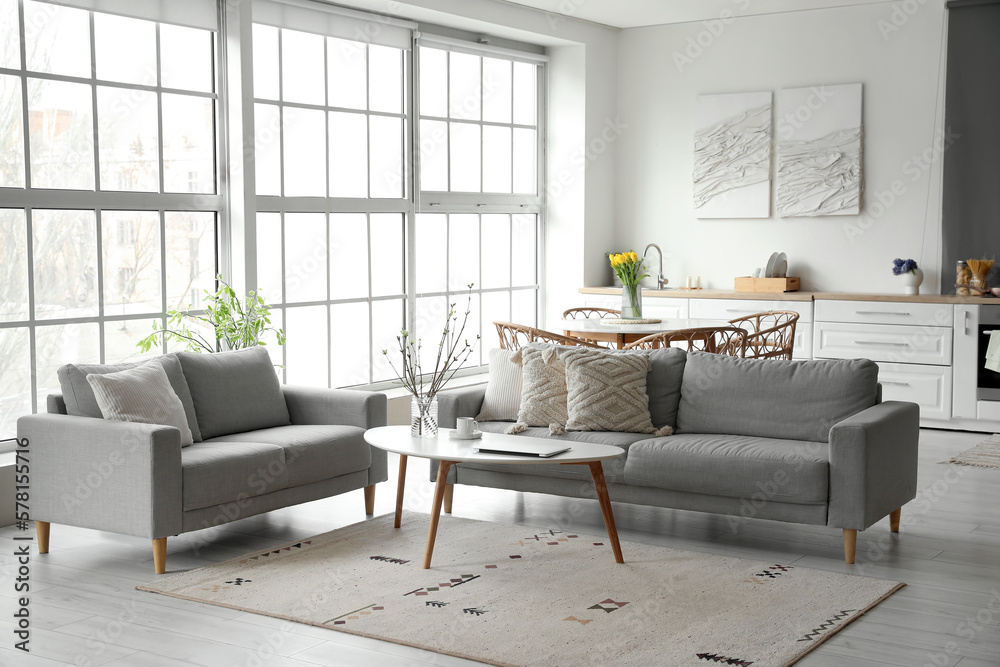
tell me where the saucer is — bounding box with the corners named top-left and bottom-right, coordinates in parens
top-left (449, 430), bottom-right (483, 440)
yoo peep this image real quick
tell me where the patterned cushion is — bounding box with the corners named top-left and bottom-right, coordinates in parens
top-left (562, 347), bottom-right (658, 434)
top-left (476, 348), bottom-right (522, 421)
top-left (86, 361), bottom-right (195, 446)
top-left (511, 346), bottom-right (568, 430)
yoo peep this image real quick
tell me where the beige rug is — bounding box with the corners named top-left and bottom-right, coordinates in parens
top-left (948, 433), bottom-right (1000, 468)
top-left (139, 513), bottom-right (903, 667)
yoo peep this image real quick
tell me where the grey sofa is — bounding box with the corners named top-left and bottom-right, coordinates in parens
top-left (436, 348), bottom-right (919, 564)
top-left (18, 347), bottom-right (387, 573)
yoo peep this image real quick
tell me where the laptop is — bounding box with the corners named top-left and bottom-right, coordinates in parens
top-left (473, 441), bottom-right (571, 458)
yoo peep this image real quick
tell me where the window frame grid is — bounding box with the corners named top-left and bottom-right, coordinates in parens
top-left (0, 0), bottom-right (224, 424)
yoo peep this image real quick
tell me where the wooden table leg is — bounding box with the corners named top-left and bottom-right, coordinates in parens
top-left (588, 461), bottom-right (624, 563)
top-left (394, 454), bottom-right (407, 529)
top-left (617, 333), bottom-right (626, 349)
top-left (424, 460), bottom-right (454, 569)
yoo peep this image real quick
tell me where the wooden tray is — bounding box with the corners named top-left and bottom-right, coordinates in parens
top-left (734, 276), bottom-right (801, 293)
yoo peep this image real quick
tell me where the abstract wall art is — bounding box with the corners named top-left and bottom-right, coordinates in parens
top-left (776, 83), bottom-right (863, 217)
top-left (693, 91), bottom-right (772, 219)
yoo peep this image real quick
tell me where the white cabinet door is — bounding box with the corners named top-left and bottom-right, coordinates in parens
top-left (953, 305), bottom-right (979, 419)
top-left (813, 322), bottom-right (953, 366)
top-left (877, 362), bottom-right (953, 421)
top-left (690, 299), bottom-right (813, 322)
top-left (815, 300), bottom-right (954, 327)
top-left (643, 298), bottom-right (689, 320)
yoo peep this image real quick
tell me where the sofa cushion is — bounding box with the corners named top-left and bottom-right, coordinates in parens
top-left (513, 346), bottom-right (568, 429)
top-left (178, 347), bottom-right (290, 440)
top-left (562, 347), bottom-right (657, 433)
top-left (57, 353), bottom-right (203, 442)
top-left (623, 433), bottom-right (829, 505)
top-left (523, 343), bottom-right (686, 430)
top-left (204, 425), bottom-right (371, 487)
top-left (677, 352), bottom-right (879, 442)
top-left (640, 347), bottom-right (687, 430)
top-left (457, 421), bottom-right (642, 484)
top-left (87, 361), bottom-right (195, 446)
top-left (181, 441), bottom-right (288, 511)
top-left (476, 348), bottom-right (522, 422)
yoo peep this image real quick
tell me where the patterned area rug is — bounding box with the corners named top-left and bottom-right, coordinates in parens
top-left (138, 513), bottom-right (903, 667)
top-left (948, 433), bottom-right (1000, 468)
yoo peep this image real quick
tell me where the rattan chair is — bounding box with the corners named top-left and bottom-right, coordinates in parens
top-left (561, 307), bottom-right (622, 347)
top-left (562, 307), bottom-right (621, 319)
top-left (623, 326), bottom-right (748, 357)
top-left (728, 311), bottom-right (799, 360)
top-left (494, 321), bottom-right (604, 351)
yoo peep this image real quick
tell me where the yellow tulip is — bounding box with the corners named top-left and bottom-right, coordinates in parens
top-left (630, 251), bottom-right (638, 263)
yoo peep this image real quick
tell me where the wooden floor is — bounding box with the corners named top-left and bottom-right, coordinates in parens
top-left (1, 428), bottom-right (999, 666)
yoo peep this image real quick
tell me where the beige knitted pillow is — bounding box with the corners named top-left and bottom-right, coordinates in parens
top-left (562, 347), bottom-right (670, 435)
top-left (506, 346), bottom-right (567, 435)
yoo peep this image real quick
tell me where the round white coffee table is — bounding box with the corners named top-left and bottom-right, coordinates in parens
top-left (364, 425), bottom-right (626, 569)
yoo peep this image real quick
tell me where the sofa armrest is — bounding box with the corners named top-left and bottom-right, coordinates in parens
top-left (282, 386), bottom-right (387, 430)
top-left (17, 414), bottom-right (183, 539)
top-left (437, 385), bottom-right (487, 429)
top-left (827, 400), bottom-right (919, 530)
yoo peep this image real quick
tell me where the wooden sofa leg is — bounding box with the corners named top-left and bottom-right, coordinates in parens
top-left (36, 521), bottom-right (50, 554)
top-left (153, 538), bottom-right (167, 574)
top-left (889, 507), bottom-right (901, 532)
top-left (364, 484), bottom-right (376, 515)
top-left (443, 483), bottom-right (454, 514)
top-left (843, 529), bottom-right (857, 564)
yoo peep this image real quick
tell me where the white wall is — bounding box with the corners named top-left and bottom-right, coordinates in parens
top-left (614, 1), bottom-right (948, 293)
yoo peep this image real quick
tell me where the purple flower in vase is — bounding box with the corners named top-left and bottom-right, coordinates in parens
top-left (892, 258), bottom-right (919, 276)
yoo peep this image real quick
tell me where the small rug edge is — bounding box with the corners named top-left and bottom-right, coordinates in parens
top-left (777, 581), bottom-right (907, 667)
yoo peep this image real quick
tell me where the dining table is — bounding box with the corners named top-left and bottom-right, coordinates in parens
top-left (560, 317), bottom-right (722, 349)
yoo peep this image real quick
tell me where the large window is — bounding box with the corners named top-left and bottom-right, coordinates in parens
top-left (414, 41), bottom-right (542, 367)
top-left (0, 0), bottom-right (220, 440)
top-left (252, 7), bottom-right (544, 387)
top-left (0, 0), bottom-right (545, 440)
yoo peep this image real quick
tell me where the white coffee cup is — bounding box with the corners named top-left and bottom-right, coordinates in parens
top-left (456, 417), bottom-right (479, 436)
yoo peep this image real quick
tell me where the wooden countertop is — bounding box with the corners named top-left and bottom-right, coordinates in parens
top-left (579, 287), bottom-right (816, 301)
top-left (580, 287), bottom-right (998, 305)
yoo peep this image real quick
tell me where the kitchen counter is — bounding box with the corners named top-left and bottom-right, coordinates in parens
top-left (579, 287), bottom-right (815, 301)
top-left (580, 287), bottom-right (997, 305)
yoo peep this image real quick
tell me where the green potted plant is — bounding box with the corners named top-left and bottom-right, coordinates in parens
top-left (137, 275), bottom-right (285, 354)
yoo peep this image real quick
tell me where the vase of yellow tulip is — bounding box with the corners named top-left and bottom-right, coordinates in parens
top-left (609, 251), bottom-right (649, 319)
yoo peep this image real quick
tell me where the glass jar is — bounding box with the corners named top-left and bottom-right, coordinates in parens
top-left (621, 284), bottom-right (643, 319)
top-left (410, 394), bottom-right (439, 437)
top-left (956, 260), bottom-right (971, 296)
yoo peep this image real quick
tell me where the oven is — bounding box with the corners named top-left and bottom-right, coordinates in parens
top-left (979, 305), bottom-right (1000, 401)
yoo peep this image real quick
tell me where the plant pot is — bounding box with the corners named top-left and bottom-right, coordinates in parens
top-left (900, 268), bottom-right (923, 295)
top-left (621, 285), bottom-right (643, 319)
top-left (410, 395), bottom-right (439, 437)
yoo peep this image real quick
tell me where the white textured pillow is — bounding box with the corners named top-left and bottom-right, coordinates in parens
top-left (86, 361), bottom-right (195, 446)
top-left (476, 348), bottom-right (522, 421)
top-left (507, 346), bottom-right (568, 435)
top-left (562, 347), bottom-right (670, 435)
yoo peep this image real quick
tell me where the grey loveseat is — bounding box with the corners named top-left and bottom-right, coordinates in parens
top-left (436, 348), bottom-right (919, 564)
top-left (18, 347), bottom-right (387, 573)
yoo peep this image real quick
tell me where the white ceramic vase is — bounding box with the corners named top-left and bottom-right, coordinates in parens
top-left (900, 268), bottom-right (923, 295)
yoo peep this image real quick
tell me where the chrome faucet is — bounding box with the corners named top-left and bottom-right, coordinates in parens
top-left (643, 243), bottom-right (668, 289)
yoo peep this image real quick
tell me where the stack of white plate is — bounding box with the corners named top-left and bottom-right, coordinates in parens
top-left (764, 252), bottom-right (788, 278)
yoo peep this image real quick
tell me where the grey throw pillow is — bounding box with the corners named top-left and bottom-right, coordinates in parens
top-left (177, 347), bottom-right (290, 440)
top-left (561, 347), bottom-right (665, 434)
top-left (86, 361), bottom-right (194, 446)
top-left (476, 348), bottom-right (522, 422)
top-left (57, 354), bottom-right (203, 442)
